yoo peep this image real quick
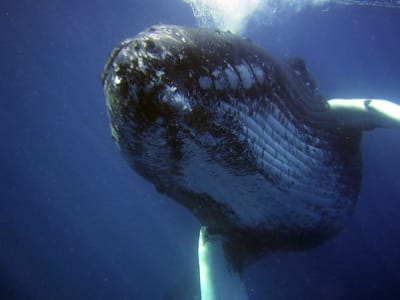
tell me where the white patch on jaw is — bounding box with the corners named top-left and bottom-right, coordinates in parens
top-left (224, 66), bottom-right (238, 89)
top-left (114, 75), bottom-right (121, 85)
top-left (199, 76), bottom-right (212, 90)
top-left (236, 63), bottom-right (254, 89)
top-left (163, 85), bottom-right (192, 112)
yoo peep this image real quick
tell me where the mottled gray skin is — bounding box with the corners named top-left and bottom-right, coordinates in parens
top-left (101, 25), bottom-right (362, 259)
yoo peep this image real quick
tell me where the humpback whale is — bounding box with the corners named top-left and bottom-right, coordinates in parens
top-left (101, 25), bottom-right (400, 299)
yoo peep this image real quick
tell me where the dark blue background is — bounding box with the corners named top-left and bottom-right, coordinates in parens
top-left (1, 1), bottom-right (400, 299)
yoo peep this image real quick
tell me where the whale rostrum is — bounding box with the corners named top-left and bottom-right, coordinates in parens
top-left (101, 25), bottom-right (400, 300)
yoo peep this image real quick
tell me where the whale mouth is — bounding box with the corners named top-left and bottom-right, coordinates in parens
top-left (102, 25), bottom-right (362, 252)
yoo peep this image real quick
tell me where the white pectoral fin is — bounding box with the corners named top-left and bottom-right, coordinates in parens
top-left (198, 227), bottom-right (249, 300)
top-left (327, 98), bottom-right (400, 129)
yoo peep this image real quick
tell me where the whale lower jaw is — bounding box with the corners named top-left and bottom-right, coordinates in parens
top-left (123, 128), bottom-right (360, 252)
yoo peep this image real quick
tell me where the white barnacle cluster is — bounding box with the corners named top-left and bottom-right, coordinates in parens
top-left (155, 25), bottom-right (192, 46)
top-left (111, 61), bottom-right (124, 87)
top-left (113, 75), bottom-right (122, 85)
top-left (146, 69), bottom-right (166, 91)
top-left (136, 52), bottom-right (149, 73)
top-left (162, 85), bottom-right (192, 112)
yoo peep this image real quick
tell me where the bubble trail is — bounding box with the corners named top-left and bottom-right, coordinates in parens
top-left (182, 0), bottom-right (400, 33)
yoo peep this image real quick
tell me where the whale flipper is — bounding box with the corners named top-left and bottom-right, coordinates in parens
top-left (198, 227), bottom-right (248, 300)
top-left (327, 98), bottom-right (400, 129)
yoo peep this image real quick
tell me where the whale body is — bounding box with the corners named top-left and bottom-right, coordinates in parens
top-left (101, 25), bottom-right (364, 257)
top-left (101, 25), bottom-right (400, 299)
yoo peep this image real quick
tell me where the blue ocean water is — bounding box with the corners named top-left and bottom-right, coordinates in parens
top-left (1, 0), bottom-right (400, 299)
